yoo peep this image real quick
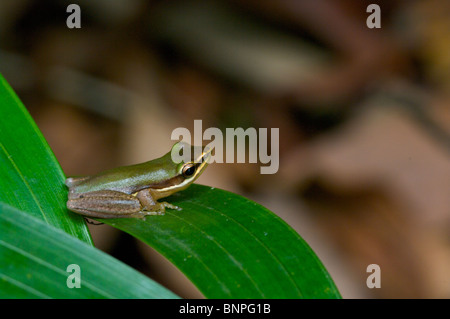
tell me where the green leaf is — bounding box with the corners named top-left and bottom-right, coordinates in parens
top-left (0, 202), bottom-right (179, 299)
top-left (103, 184), bottom-right (341, 299)
top-left (0, 74), bottom-right (92, 244)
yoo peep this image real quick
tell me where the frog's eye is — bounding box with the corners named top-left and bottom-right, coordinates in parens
top-left (182, 163), bottom-right (197, 178)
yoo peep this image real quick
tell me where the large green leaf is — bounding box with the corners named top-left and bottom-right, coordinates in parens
top-left (103, 184), bottom-right (341, 299)
top-left (0, 202), bottom-right (179, 298)
top-left (0, 74), bottom-right (92, 244)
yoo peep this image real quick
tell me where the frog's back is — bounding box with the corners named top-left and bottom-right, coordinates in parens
top-left (66, 156), bottom-right (177, 195)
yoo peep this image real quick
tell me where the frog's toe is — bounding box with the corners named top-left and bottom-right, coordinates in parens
top-left (162, 202), bottom-right (181, 211)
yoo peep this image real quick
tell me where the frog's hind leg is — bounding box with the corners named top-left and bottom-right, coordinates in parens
top-left (67, 190), bottom-right (142, 218)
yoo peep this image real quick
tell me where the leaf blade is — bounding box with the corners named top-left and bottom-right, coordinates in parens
top-left (0, 202), bottom-right (179, 299)
top-left (0, 73), bottom-right (92, 244)
top-left (104, 184), bottom-right (341, 299)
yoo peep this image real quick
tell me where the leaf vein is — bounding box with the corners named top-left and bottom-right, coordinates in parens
top-left (166, 211), bottom-right (267, 298)
top-left (186, 200), bottom-right (304, 297)
top-left (0, 142), bottom-right (48, 224)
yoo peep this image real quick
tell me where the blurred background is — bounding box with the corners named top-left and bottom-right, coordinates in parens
top-left (0, 0), bottom-right (449, 298)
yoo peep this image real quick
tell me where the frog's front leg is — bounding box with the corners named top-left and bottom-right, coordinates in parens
top-left (67, 190), bottom-right (144, 219)
top-left (136, 188), bottom-right (181, 216)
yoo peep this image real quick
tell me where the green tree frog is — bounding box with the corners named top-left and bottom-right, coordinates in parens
top-left (66, 141), bottom-right (211, 219)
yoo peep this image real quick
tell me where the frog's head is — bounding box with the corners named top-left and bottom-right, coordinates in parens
top-left (169, 141), bottom-right (211, 189)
